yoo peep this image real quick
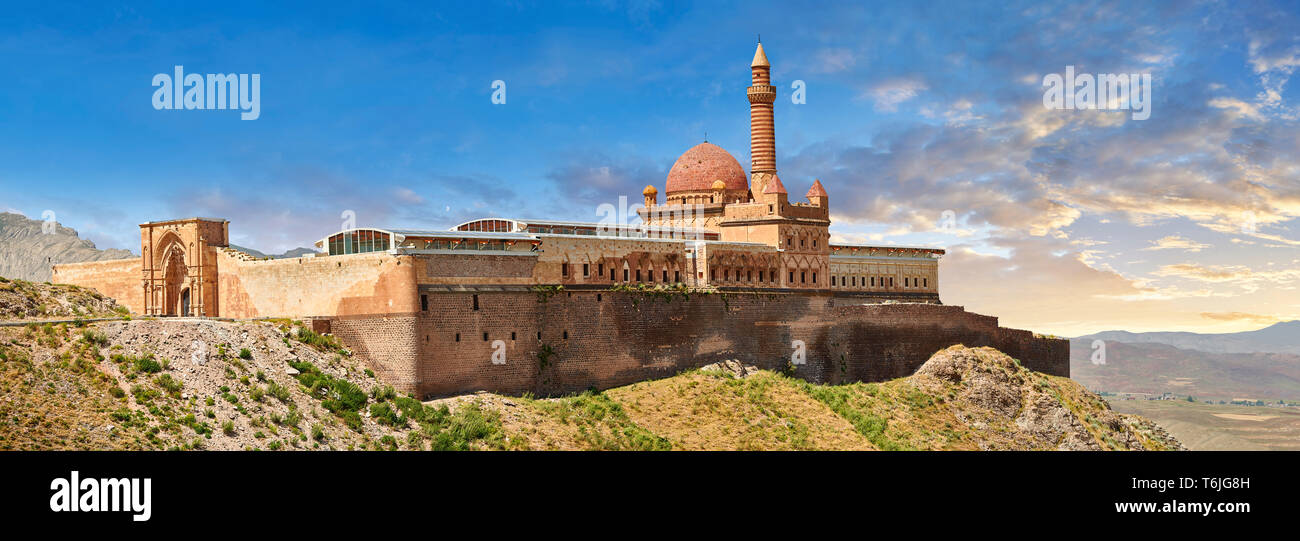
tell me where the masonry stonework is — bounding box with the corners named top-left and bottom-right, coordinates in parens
top-left (50, 257), bottom-right (144, 314)
top-left (323, 290), bottom-right (1068, 398)
top-left (49, 40), bottom-right (1070, 399)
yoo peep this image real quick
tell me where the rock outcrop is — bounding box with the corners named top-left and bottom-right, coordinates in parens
top-left (913, 346), bottom-right (1186, 450)
top-left (0, 212), bottom-right (134, 282)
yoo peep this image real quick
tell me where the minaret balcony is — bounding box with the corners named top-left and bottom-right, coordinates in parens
top-left (747, 85), bottom-right (776, 103)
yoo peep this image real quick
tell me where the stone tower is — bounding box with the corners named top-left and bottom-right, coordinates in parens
top-left (721, 40), bottom-right (832, 289)
top-left (747, 41), bottom-right (777, 195)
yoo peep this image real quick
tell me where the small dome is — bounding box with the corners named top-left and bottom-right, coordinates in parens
top-left (642, 184), bottom-right (658, 195)
top-left (711, 180), bottom-right (727, 191)
top-left (665, 142), bottom-right (749, 195)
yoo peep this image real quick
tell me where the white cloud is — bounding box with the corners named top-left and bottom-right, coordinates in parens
top-left (394, 187), bottom-right (425, 205)
top-left (1141, 235), bottom-right (1211, 252)
top-left (864, 78), bottom-right (927, 112)
top-left (811, 48), bottom-right (855, 73)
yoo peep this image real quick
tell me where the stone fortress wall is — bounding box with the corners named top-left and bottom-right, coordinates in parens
top-left (324, 285), bottom-right (1068, 398)
top-left (48, 257), bottom-right (144, 313)
top-left (55, 242), bottom-right (1069, 399)
top-left (49, 41), bottom-right (1069, 399)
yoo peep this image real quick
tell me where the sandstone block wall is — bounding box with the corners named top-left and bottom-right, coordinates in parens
top-left (327, 289), bottom-right (1068, 398)
top-left (50, 258), bottom-right (143, 314)
top-left (328, 314), bottom-right (421, 392)
top-left (216, 250), bottom-right (418, 319)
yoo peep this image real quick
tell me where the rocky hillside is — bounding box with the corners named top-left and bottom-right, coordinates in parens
top-left (0, 318), bottom-right (507, 450)
top-left (0, 275), bottom-right (1180, 451)
top-left (0, 321), bottom-right (1182, 450)
top-left (0, 212), bottom-right (135, 282)
top-left (0, 277), bottom-right (125, 320)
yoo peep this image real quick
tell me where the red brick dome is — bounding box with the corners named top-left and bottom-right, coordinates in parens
top-left (665, 142), bottom-right (748, 195)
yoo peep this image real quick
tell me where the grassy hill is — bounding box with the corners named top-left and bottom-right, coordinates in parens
top-left (0, 281), bottom-right (1182, 451)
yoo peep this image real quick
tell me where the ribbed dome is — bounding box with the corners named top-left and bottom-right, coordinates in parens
top-left (665, 142), bottom-right (748, 195)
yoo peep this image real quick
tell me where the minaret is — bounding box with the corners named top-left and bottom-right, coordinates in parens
top-left (747, 40), bottom-right (777, 195)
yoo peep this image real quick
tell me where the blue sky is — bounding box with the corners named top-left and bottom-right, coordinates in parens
top-left (2, 0), bottom-right (1299, 335)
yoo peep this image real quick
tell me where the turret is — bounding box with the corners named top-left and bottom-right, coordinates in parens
top-left (806, 179), bottom-right (827, 207)
top-left (643, 184), bottom-right (658, 207)
top-left (711, 180), bottom-right (726, 203)
top-left (762, 173), bottom-right (788, 208)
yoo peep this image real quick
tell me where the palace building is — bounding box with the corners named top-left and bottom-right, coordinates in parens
top-left (54, 42), bottom-right (1066, 398)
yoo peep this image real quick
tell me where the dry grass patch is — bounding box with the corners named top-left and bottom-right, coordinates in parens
top-left (484, 391), bottom-right (670, 450)
top-left (605, 370), bottom-right (874, 450)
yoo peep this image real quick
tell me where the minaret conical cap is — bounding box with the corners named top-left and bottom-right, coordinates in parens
top-left (751, 42), bottom-right (770, 68)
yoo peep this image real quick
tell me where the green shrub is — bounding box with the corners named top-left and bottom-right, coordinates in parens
top-left (133, 355), bottom-right (162, 374)
top-left (266, 380), bottom-right (291, 403)
top-left (80, 329), bottom-right (108, 347)
top-left (370, 384), bottom-right (397, 401)
top-left (340, 410), bottom-right (363, 432)
top-left (422, 402), bottom-right (505, 451)
top-left (222, 420), bottom-right (235, 436)
top-left (294, 328), bottom-right (346, 354)
top-left (393, 396), bottom-right (427, 422)
top-left (238, 348), bottom-right (252, 360)
top-left (130, 384), bottom-right (160, 404)
top-left (154, 374), bottom-right (183, 396)
top-left (369, 402), bottom-right (404, 427)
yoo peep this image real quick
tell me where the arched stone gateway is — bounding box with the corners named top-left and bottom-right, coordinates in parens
top-left (160, 239), bottom-right (187, 316)
top-left (140, 218), bottom-right (229, 317)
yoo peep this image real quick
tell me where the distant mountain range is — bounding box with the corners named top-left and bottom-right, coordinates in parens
top-left (1071, 321), bottom-right (1300, 401)
top-left (1077, 321), bottom-right (1300, 355)
top-left (0, 212), bottom-right (318, 282)
top-left (228, 245), bottom-right (321, 259)
top-left (0, 212), bottom-right (134, 282)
